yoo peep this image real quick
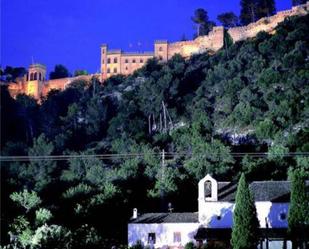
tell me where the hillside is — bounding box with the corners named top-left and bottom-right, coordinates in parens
top-left (1, 13), bottom-right (309, 248)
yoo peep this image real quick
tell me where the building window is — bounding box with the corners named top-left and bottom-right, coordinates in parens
top-left (113, 68), bottom-right (117, 73)
top-left (107, 68), bottom-right (110, 74)
top-left (125, 67), bottom-right (128, 71)
top-left (173, 232), bottom-right (181, 243)
top-left (34, 72), bottom-right (37, 81)
top-left (132, 59), bottom-right (136, 63)
top-left (39, 73), bottom-right (42, 81)
top-left (159, 56), bottom-right (163, 61)
top-left (148, 233), bottom-right (156, 244)
top-left (107, 58), bottom-right (111, 64)
top-left (114, 58), bottom-right (118, 63)
top-left (159, 47), bottom-right (163, 51)
top-left (125, 59), bottom-right (129, 63)
top-left (30, 73), bottom-right (34, 81)
top-left (279, 212), bottom-right (287, 220)
top-left (140, 59), bottom-right (144, 63)
top-left (204, 180), bottom-right (211, 198)
top-left (102, 59), bottom-right (104, 64)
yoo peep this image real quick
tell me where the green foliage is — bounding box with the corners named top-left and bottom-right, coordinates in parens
top-left (25, 134), bottom-right (56, 191)
top-left (288, 169), bottom-right (309, 246)
top-left (192, 8), bottom-right (215, 36)
top-left (10, 189), bottom-right (41, 212)
top-left (32, 224), bottom-right (72, 249)
top-left (231, 173), bottom-right (259, 249)
top-left (49, 64), bottom-right (70, 80)
top-left (35, 208), bottom-right (53, 226)
top-left (130, 240), bottom-right (144, 249)
top-left (74, 70), bottom-right (88, 76)
top-left (185, 242), bottom-right (196, 249)
top-left (2, 14), bottom-right (309, 247)
top-left (217, 12), bottom-right (239, 28)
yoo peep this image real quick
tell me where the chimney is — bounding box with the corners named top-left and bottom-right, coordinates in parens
top-left (132, 208), bottom-right (138, 219)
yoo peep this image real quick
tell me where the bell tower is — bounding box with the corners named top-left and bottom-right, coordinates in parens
top-left (26, 64), bottom-right (46, 99)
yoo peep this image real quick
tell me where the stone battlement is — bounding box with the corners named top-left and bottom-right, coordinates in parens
top-left (228, 2), bottom-right (309, 42)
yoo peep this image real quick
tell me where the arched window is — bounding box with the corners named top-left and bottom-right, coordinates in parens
top-left (132, 59), bottom-right (136, 63)
top-left (107, 58), bottom-right (111, 64)
top-left (34, 72), bottom-right (37, 81)
top-left (159, 47), bottom-right (163, 51)
top-left (114, 58), bottom-right (118, 63)
top-left (113, 68), bottom-right (117, 73)
top-left (39, 73), bottom-right (42, 81)
top-left (30, 73), bottom-right (34, 81)
top-left (26, 74), bottom-right (29, 81)
top-left (140, 59), bottom-right (144, 63)
top-left (204, 180), bottom-right (212, 198)
top-left (107, 68), bottom-right (110, 74)
top-left (125, 59), bottom-right (129, 63)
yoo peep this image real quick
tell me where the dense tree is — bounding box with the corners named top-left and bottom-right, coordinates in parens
top-left (0, 66), bottom-right (27, 82)
top-left (240, 0), bottom-right (258, 25)
top-left (217, 12), bottom-right (239, 28)
top-left (231, 173), bottom-right (260, 249)
top-left (74, 70), bottom-right (88, 76)
top-left (257, 0), bottom-right (276, 18)
top-left (1, 14), bottom-right (309, 248)
top-left (49, 64), bottom-right (70, 80)
top-left (192, 8), bottom-right (215, 37)
top-left (288, 169), bottom-right (309, 248)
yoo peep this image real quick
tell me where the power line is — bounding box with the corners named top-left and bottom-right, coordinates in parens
top-left (0, 152), bottom-right (309, 162)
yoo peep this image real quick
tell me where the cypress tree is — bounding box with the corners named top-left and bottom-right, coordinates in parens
top-left (231, 173), bottom-right (260, 249)
top-left (288, 169), bottom-right (309, 249)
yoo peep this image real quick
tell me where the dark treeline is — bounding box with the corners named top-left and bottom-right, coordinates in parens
top-left (1, 14), bottom-right (309, 249)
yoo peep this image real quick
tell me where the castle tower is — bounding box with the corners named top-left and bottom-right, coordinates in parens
top-left (26, 64), bottom-right (46, 99)
top-left (154, 40), bottom-right (168, 61)
top-left (101, 44), bottom-right (108, 80)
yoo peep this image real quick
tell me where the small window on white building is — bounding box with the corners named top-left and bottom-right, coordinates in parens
top-left (107, 58), bottom-right (111, 64)
top-left (132, 59), bottom-right (136, 63)
top-left (204, 180), bottom-right (212, 198)
top-left (279, 212), bottom-right (287, 220)
top-left (173, 232), bottom-right (181, 243)
top-left (114, 58), bottom-right (118, 63)
top-left (140, 59), bottom-right (144, 63)
top-left (107, 68), bottom-right (110, 74)
top-left (148, 233), bottom-right (156, 244)
top-left (114, 68), bottom-right (117, 73)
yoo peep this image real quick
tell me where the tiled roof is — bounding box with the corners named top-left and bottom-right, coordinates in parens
top-left (130, 212), bottom-right (198, 224)
top-left (217, 180), bottom-right (309, 202)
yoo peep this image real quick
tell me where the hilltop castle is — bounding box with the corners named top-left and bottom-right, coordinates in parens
top-left (6, 2), bottom-right (309, 99)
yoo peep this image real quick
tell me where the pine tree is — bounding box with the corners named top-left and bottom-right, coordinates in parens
top-left (257, 0), bottom-right (276, 19)
top-left (192, 9), bottom-right (215, 37)
top-left (240, 0), bottom-right (258, 25)
top-left (288, 169), bottom-right (309, 249)
top-left (231, 173), bottom-right (260, 249)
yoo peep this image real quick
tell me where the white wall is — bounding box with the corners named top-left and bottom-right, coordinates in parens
top-left (198, 201), bottom-right (289, 228)
top-left (128, 223), bottom-right (199, 248)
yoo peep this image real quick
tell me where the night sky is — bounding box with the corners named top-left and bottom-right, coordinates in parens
top-left (2, 0), bottom-right (291, 76)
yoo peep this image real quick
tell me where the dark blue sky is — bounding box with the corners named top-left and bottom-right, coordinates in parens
top-left (2, 0), bottom-right (291, 75)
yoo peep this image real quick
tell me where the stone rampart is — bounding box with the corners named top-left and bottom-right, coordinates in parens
top-left (228, 2), bottom-right (309, 42)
